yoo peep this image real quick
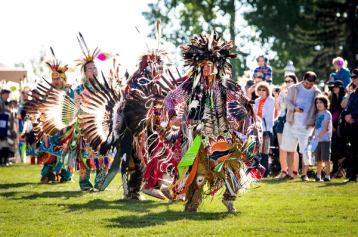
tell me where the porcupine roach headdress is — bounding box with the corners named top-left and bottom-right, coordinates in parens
top-left (74, 32), bottom-right (128, 154)
top-left (75, 32), bottom-right (112, 71)
top-left (181, 31), bottom-right (237, 69)
top-left (45, 47), bottom-right (68, 82)
top-left (75, 32), bottom-right (100, 69)
top-left (78, 20), bottom-right (183, 155)
top-left (130, 20), bottom-right (178, 96)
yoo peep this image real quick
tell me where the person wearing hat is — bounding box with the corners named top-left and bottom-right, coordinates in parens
top-left (328, 80), bottom-right (347, 178)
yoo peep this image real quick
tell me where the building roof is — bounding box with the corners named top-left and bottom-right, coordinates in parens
top-left (0, 67), bottom-right (27, 83)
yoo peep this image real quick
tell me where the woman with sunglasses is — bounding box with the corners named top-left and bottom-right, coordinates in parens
top-left (342, 68), bottom-right (358, 182)
top-left (274, 74), bottom-right (299, 179)
top-left (254, 81), bottom-right (275, 177)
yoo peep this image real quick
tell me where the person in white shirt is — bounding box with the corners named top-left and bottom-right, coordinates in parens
top-left (281, 71), bottom-right (321, 181)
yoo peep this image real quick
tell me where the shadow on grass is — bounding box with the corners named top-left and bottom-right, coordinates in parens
top-left (0, 191), bottom-right (18, 198)
top-left (23, 191), bottom-right (85, 199)
top-left (260, 179), bottom-right (282, 184)
top-left (67, 198), bottom-right (171, 213)
top-left (0, 190), bottom-right (84, 200)
top-left (106, 210), bottom-right (231, 228)
top-left (0, 182), bottom-right (36, 190)
top-left (317, 182), bottom-right (349, 188)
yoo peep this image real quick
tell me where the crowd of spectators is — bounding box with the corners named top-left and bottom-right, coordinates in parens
top-left (245, 56), bottom-right (358, 182)
top-left (1, 55), bottom-right (357, 183)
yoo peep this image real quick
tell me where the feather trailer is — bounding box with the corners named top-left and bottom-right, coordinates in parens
top-left (79, 75), bottom-right (124, 154)
top-left (25, 79), bottom-right (77, 139)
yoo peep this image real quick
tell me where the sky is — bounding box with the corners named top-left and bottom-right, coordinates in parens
top-left (0, 0), bottom-right (159, 81)
top-left (0, 0), bottom-right (271, 86)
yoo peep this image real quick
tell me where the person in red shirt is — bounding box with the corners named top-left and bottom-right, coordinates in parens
top-left (254, 82), bottom-right (275, 177)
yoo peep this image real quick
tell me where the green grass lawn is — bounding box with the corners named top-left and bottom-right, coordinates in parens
top-left (0, 164), bottom-right (357, 237)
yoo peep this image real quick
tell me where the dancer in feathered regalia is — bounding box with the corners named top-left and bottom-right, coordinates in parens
top-left (26, 47), bottom-right (75, 183)
top-left (126, 49), bottom-right (185, 200)
top-left (77, 20), bottom-right (185, 199)
top-left (164, 32), bottom-right (262, 212)
top-left (74, 33), bottom-right (112, 192)
top-left (122, 21), bottom-right (186, 200)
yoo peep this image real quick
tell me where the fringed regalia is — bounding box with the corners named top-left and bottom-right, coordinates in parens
top-left (164, 32), bottom-right (263, 212)
top-left (128, 49), bottom-right (186, 200)
top-left (77, 49), bottom-right (184, 198)
top-left (74, 33), bottom-right (112, 191)
top-left (76, 21), bottom-right (185, 199)
top-left (25, 47), bottom-right (76, 183)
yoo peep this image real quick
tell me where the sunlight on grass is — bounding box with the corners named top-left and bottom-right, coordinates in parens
top-left (0, 164), bottom-right (357, 237)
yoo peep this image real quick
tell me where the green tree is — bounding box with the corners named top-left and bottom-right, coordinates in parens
top-left (244, 0), bottom-right (358, 81)
top-left (142, 0), bottom-right (249, 80)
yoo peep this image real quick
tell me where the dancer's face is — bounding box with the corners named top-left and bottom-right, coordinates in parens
top-left (51, 73), bottom-right (64, 89)
top-left (202, 60), bottom-right (214, 78)
top-left (84, 62), bottom-right (98, 80)
top-left (153, 101), bottom-right (163, 116)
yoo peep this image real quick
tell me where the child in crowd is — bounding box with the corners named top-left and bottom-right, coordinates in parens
top-left (253, 55), bottom-right (272, 84)
top-left (313, 95), bottom-right (333, 182)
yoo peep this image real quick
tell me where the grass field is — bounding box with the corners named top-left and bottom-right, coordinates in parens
top-left (0, 164), bottom-right (357, 237)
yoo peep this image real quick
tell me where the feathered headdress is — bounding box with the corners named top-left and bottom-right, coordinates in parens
top-left (75, 32), bottom-right (115, 71)
top-left (130, 19), bottom-right (182, 97)
top-left (45, 47), bottom-right (68, 81)
top-left (75, 32), bottom-right (101, 69)
top-left (181, 32), bottom-right (237, 68)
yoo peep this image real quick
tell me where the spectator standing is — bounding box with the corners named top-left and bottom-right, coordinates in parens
top-left (0, 89), bottom-right (9, 112)
top-left (280, 71), bottom-right (321, 181)
top-left (329, 57), bottom-right (351, 88)
top-left (253, 81), bottom-right (275, 177)
top-left (313, 95), bottom-right (333, 182)
top-left (341, 82), bottom-right (357, 109)
top-left (327, 80), bottom-right (346, 177)
top-left (274, 74), bottom-right (300, 179)
top-left (247, 72), bottom-right (265, 101)
top-left (0, 89), bottom-right (15, 166)
top-left (342, 68), bottom-right (358, 182)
